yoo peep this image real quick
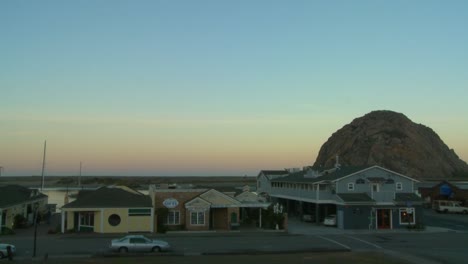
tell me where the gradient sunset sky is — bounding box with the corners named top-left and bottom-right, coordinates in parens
top-left (1, 0), bottom-right (467, 176)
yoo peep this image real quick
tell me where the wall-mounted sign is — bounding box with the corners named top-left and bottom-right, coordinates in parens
top-left (163, 198), bottom-right (179, 208)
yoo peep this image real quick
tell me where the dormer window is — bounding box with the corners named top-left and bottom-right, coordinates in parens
top-left (396, 182), bottom-right (403, 191)
top-left (348, 183), bottom-right (355, 191)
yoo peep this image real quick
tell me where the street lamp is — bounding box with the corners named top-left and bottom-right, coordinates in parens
top-left (33, 203), bottom-right (39, 257)
top-left (273, 203), bottom-right (283, 230)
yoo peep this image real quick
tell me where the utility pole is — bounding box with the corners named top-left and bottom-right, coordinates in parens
top-left (41, 140), bottom-right (47, 191)
top-left (78, 162), bottom-right (82, 187)
top-left (0, 166), bottom-right (3, 177)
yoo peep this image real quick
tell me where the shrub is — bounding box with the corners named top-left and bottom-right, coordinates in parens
top-left (13, 214), bottom-right (27, 229)
top-left (1, 227), bottom-right (15, 235)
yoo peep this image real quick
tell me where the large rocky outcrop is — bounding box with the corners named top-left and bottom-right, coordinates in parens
top-left (313, 110), bottom-right (468, 179)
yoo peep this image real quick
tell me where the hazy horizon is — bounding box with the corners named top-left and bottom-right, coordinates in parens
top-left (2, 1), bottom-right (468, 177)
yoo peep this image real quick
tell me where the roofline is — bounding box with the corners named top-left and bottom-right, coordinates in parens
top-left (61, 206), bottom-right (153, 210)
top-left (331, 166), bottom-right (420, 183)
top-left (199, 189), bottom-right (242, 205)
top-left (0, 196), bottom-right (48, 210)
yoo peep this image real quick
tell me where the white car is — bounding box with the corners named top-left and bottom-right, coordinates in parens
top-left (109, 235), bottom-right (171, 253)
top-left (323, 214), bottom-right (337, 226)
top-left (0, 243), bottom-right (16, 258)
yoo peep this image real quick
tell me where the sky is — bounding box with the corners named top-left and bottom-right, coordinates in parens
top-left (1, 0), bottom-right (467, 176)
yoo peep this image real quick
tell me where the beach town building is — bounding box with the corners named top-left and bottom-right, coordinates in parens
top-left (0, 185), bottom-right (48, 230)
top-left (60, 186), bottom-right (153, 233)
top-left (257, 165), bottom-right (424, 229)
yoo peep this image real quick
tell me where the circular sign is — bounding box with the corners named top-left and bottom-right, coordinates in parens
top-left (163, 198), bottom-right (179, 208)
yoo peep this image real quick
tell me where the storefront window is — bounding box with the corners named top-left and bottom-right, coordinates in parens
top-left (399, 208), bottom-right (415, 225)
top-left (165, 210), bottom-right (180, 225)
top-left (191, 211), bottom-right (205, 225)
top-left (79, 212), bottom-right (94, 227)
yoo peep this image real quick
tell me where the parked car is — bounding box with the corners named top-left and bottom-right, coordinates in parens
top-left (302, 214), bottom-right (315, 222)
top-left (0, 243), bottom-right (16, 258)
top-left (109, 235), bottom-right (170, 253)
top-left (433, 200), bottom-right (468, 214)
top-left (323, 214), bottom-right (337, 226)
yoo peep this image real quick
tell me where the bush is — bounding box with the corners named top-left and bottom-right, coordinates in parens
top-left (13, 214), bottom-right (27, 229)
top-left (48, 224), bottom-right (61, 234)
top-left (1, 227), bottom-right (15, 235)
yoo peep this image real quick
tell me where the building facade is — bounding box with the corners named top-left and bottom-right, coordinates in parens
top-left (149, 186), bottom-right (270, 231)
top-left (0, 185), bottom-right (48, 230)
top-left (61, 186), bottom-right (153, 233)
top-left (258, 165), bottom-right (424, 229)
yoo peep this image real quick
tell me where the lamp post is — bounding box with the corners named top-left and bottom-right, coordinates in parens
top-left (273, 203), bottom-right (283, 230)
top-left (33, 203), bottom-right (39, 257)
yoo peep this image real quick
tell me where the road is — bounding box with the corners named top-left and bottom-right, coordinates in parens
top-left (3, 209), bottom-right (468, 264)
top-left (4, 231), bottom-right (468, 264)
top-left (423, 208), bottom-right (468, 231)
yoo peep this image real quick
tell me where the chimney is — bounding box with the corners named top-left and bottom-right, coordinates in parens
top-left (335, 155), bottom-right (341, 169)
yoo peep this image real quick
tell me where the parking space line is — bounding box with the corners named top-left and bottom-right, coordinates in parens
top-left (345, 236), bottom-right (382, 249)
top-left (316, 235), bottom-right (351, 250)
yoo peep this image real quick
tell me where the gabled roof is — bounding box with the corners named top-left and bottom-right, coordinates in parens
top-left (270, 166), bottom-right (420, 184)
top-left (271, 166), bottom-right (366, 184)
top-left (185, 197), bottom-right (211, 208)
top-left (257, 170), bottom-right (288, 180)
top-left (335, 166), bottom-right (420, 183)
top-left (0, 185), bottom-right (48, 208)
top-left (198, 189), bottom-right (241, 208)
top-left (235, 191), bottom-right (266, 203)
top-left (62, 186), bottom-right (151, 209)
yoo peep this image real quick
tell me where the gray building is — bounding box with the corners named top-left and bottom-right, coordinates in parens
top-left (257, 165), bottom-right (424, 229)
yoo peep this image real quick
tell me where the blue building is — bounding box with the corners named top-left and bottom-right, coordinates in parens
top-left (257, 165), bottom-right (424, 229)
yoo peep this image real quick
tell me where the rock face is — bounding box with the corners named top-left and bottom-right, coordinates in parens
top-left (313, 110), bottom-right (468, 179)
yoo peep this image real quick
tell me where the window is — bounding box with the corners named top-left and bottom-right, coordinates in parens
top-left (347, 183), bottom-right (355, 191)
top-left (399, 208), bottom-right (415, 225)
top-left (79, 212), bottom-right (94, 227)
top-left (356, 178), bottom-right (365, 184)
top-left (128, 208), bottom-right (151, 216)
top-left (108, 214), bottom-right (121, 226)
top-left (129, 237), bottom-right (148, 244)
top-left (191, 211), bottom-right (205, 225)
top-left (396, 182), bottom-right (403, 191)
top-left (165, 210), bottom-right (180, 225)
top-left (385, 178), bottom-right (395, 184)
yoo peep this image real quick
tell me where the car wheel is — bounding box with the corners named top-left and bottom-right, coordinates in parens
top-left (118, 247), bottom-right (128, 253)
top-left (152, 246), bottom-right (161, 252)
top-left (463, 210), bottom-right (468, 214)
top-left (444, 209), bottom-right (448, 213)
top-left (0, 251), bottom-right (4, 258)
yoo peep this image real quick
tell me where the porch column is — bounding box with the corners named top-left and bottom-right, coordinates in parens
top-left (61, 210), bottom-right (65, 233)
top-left (150, 208), bottom-right (154, 233)
top-left (259, 208), bottom-right (262, 228)
top-left (315, 184), bottom-right (320, 225)
top-left (100, 209), bottom-right (104, 233)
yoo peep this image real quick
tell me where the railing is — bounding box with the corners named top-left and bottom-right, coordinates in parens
top-left (269, 188), bottom-right (333, 201)
top-left (369, 191), bottom-right (394, 202)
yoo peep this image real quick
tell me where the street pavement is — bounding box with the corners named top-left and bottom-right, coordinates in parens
top-left (1, 211), bottom-right (467, 264)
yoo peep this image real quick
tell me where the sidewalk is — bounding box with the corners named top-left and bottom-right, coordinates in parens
top-left (286, 217), bottom-right (456, 235)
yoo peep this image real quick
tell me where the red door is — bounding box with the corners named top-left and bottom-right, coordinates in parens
top-left (377, 209), bottom-right (391, 229)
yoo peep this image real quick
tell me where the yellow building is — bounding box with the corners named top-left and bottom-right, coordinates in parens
top-left (0, 185), bottom-right (48, 230)
top-left (60, 186), bottom-right (154, 233)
